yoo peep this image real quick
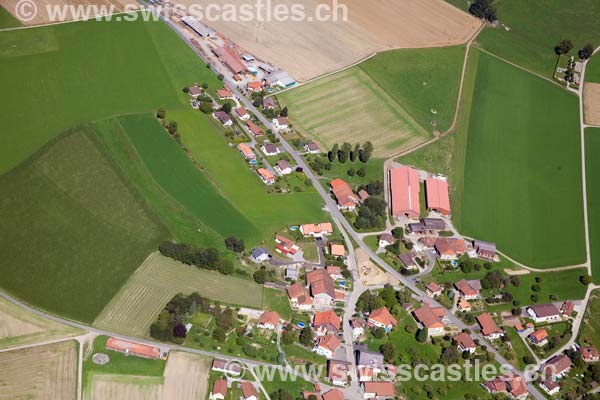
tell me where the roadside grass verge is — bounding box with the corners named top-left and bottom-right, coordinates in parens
top-left (577, 290), bottom-right (600, 350)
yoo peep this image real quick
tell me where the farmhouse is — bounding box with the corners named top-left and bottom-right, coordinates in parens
top-left (250, 247), bottom-right (269, 263)
top-left (300, 223), bottom-right (333, 238)
top-left (257, 168), bottom-right (275, 185)
top-left (247, 81), bottom-right (263, 92)
top-left (314, 334), bottom-right (341, 358)
top-left (434, 237), bottom-right (467, 260)
top-left (266, 70), bottom-right (296, 88)
top-left (240, 381), bottom-right (259, 400)
top-left (425, 177), bottom-right (451, 215)
top-left (477, 313), bottom-right (503, 339)
top-left (286, 283), bottom-right (312, 310)
top-left (425, 282), bottom-right (442, 297)
top-left (330, 178), bottom-right (359, 211)
top-left (367, 306), bottom-right (397, 332)
top-left (454, 279), bottom-right (480, 300)
top-left (326, 265), bottom-right (343, 280)
top-left (210, 378), bottom-right (228, 400)
top-left (454, 332), bottom-right (477, 354)
top-left (473, 240), bottom-right (499, 261)
top-left (275, 235), bottom-right (299, 255)
top-left (212, 358), bottom-right (241, 375)
top-left (235, 107), bottom-right (250, 120)
top-left (273, 117), bottom-right (289, 130)
top-left (213, 111), bottom-right (233, 126)
top-left (560, 301), bottom-right (575, 317)
top-left (413, 304), bottom-right (446, 336)
top-left (351, 318), bottom-right (367, 339)
top-left (188, 82), bottom-right (202, 98)
top-left (526, 304), bottom-right (561, 323)
top-left (305, 141), bottom-right (321, 154)
top-left (398, 252), bottom-right (419, 270)
top-left (263, 97), bottom-right (275, 110)
top-left (275, 159), bottom-right (292, 175)
top-left (378, 233), bottom-right (394, 248)
top-left (528, 329), bottom-right (548, 346)
top-left (361, 381), bottom-right (396, 399)
top-left (213, 46), bottom-right (247, 75)
top-left (328, 359), bottom-right (351, 386)
top-left (545, 354), bottom-right (572, 378)
top-left (216, 87), bottom-right (233, 100)
top-left (246, 121), bottom-right (264, 136)
top-left (307, 268), bottom-right (339, 306)
top-left (261, 143), bottom-right (280, 156)
top-left (582, 346), bottom-right (599, 362)
top-left (313, 310), bottom-right (341, 335)
top-left (389, 165), bottom-right (420, 219)
top-left (258, 311), bottom-right (282, 330)
top-left (106, 337), bottom-right (160, 359)
top-left (407, 218), bottom-right (446, 235)
top-left (181, 16), bottom-right (216, 37)
top-left (329, 243), bottom-right (345, 257)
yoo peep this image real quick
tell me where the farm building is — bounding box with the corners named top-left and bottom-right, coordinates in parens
top-left (181, 16), bottom-right (216, 37)
top-left (240, 381), bottom-right (259, 400)
top-left (213, 46), bottom-right (247, 75)
top-left (265, 70), bottom-right (296, 88)
top-left (330, 178), bottom-right (359, 211)
top-left (210, 378), bottom-right (228, 400)
top-left (407, 218), bottom-right (446, 235)
top-left (526, 304), bottom-right (561, 323)
top-left (425, 177), bottom-right (451, 215)
top-left (389, 165), bottom-right (420, 219)
top-left (434, 237), bottom-right (467, 260)
top-left (106, 337), bottom-right (161, 359)
top-left (472, 240), bottom-right (499, 261)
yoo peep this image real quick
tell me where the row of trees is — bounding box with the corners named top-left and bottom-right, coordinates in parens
top-left (327, 142), bottom-right (374, 164)
top-left (555, 39), bottom-right (595, 60)
top-left (158, 241), bottom-right (234, 275)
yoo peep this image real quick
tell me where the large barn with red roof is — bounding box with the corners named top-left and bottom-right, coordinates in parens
top-left (389, 165), bottom-right (420, 219)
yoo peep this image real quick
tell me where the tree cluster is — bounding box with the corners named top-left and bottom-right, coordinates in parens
top-left (327, 142), bottom-right (374, 164)
top-left (354, 197), bottom-right (387, 230)
top-left (356, 285), bottom-right (412, 314)
top-left (357, 180), bottom-right (383, 196)
top-left (469, 0), bottom-right (497, 22)
top-left (224, 236), bottom-right (245, 253)
top-left (149, 292), bottom-right (207, 343)
top-left (158, 241), bottom-right (234, 275)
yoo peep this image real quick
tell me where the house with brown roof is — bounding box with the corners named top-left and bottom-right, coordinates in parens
top-left (305, 141), bottom-right (320, 154)
top-left (273, 117), bottom-right (289, 130)
top-left (413, 304), bottom-right (446, 336)
top-left (314, 335), bottom-right (341, 358)
top-left (246, 121), bottom-right (264, 136)
top-left (358, 190), bottom-right (369, 204)
top-left (398, 252), bottom-right (419, 270)
top-left (454, 332), bottom-right (477, 354)
top-left (425, 282), bottom-right (442, 297)
top-left (308, 270), bottom-right (339, 307)
top-left (210, 379), bottom-right (228, 400)
top-left (457, 298), bottom-right (472, 312)
top-left (326, 265), bottom-right (343, 280)
top-left (240, 381), bottom-right (259, 400)
top-left (582, 346), bottom-right (599, 362)
top-left (477, 313), bottom-right (503, 340)
top-left (358, 366), bottom-right (375, 382)
top-left (258, 311), bottom-right (281, 330)
top-left (434, 238), bottom-right (467, 260)
top-left (328, 359), bottom-right (351, 386)
top-left (212, 358), bottom-right (241, 375)
top-left (188, 82), bottom-right (202, 97)
top-left (275, 159), bottom-right (292, 175)
top-left (330, 243), bottom-right (345, 257)
top-left (235, 107), bottom-right (250, 120)
top-left (454, 279), bottom-right (480, 300)
top-left (213, 111), bottom-right (233, 126)
top-left (313, 310), bottom-right (341, 336)
top-left (482, 375), bottom-right (528, 400)
top-left (286, 282), bottom-right (312, 311)
top-left (216, 87), bottom-right (233, 100)
top-left (540, 377), bottom-right (561, 396)
top-left (262, 97), bottom-right (275, 110)
top-left (473, 239), bottom-right (499, 261)
top-left (213, 46), bottom-right (247, 75)
top-left (389, 165), bottom-right (420, 219)
top-left (261, 143), bottom-right (280, 156)
top-left (528, 329), bottom-right (548, 346)
top-left (351, 318), bottom-right (367, 339)
top-left (407, 218), bottom-right (446, 235)
top-left (560, 301), bottom-right (575, 317)
top-left (361, 381), bottom-right (396, 399)
top-left (527, 303), bottom-right (561, 323)
top-left (481, 376), bottom-right (506, 395)
top-left (545, 354), bottom-right (572, 378)
top-left (368, 307), bottom-right (397, 332)
top-left (300, 223), bottom-right (333, 238)
top-left (378, 233), bottom-right (394, 248)
top-left (275, 234), bottom-right (299, 256)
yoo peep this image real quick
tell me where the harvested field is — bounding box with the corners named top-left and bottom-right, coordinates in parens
top-left (86, 375), bottom-right (163, 400)
top-left (94, 252), bottom-right (264, 337)
top-left (279, 67), bottom-right (431, 157)
top-left (584, 83), bottom-right (600, 125)
top-left (0, 340), bottom-right (77, 400)
top-left (0, 297), bottom-right (82, 350)
top-left (177, 0), bottom-right (481, 81)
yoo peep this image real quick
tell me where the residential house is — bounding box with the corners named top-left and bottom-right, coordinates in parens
top-left (275, 159), bottom-right (292, 175)
top-left (330, 243), bottom-right (345, 257)
top-left (326, 266), bottom-right (343, 280)
top-left (257, 168), bottom-right (275, 185)
top-left (210, 379), bottom-right (227, 400)
top-left (540, 377), bottom-right (561, 396)
top-left (434, 238), bottom-right (467, 260)
top-left (258, 311), bottom-right (281, 330)
top-left (286, 283), bottom-right (312, 310)
top-left (322, 389), bottom-right (344, 400)
top-left (425, 282), bottom-right (442, 297)
top-left (367, 307), bottom-right (397, 332)
top-left (412, 304), bottom-right (446, 336)
top-left (307, 269), bottom-right (339, 307)
top-left (300, 223), bottom-right (333, 238)
top-left (188, 82), bottom-right (202, 97)
top-left (262, 97), bottom-right (275, 110)
top-left (528, 329), bottom-right (549, 346)
top-left (358, 366), bottom-right (375, 382)
top-left (328, 360), bottom-right (350, 386)
top-left (527, 304), bottom-right (561, 323)
top-left (314, 335), bottom-right (341, 358)
top-left (407, 218), bottom-right (446, 235)
top-left (482, 375), bottom-right (528, 400)
top-left (560, 301), bottom-right (575, 317)
top-left (246, 121), bottom-right (264, 136)
top-left (240, 381), bottom-right (259, 400)
top-left (237, 143), bottom-right (256, 160)
top-left (261, 143), bottom-right (280, 156)
top-left (355, 346), bottom-right (384, 373)
top-left (305, 141), bottom-right (321, 154)
top-left (389, 165), bottom-right (420, 219)
top-left (330, 178), bottom-right (359, 211)
top-left (361, 381), bottom-right (396, 399)
top-left (481, 376), bottom-right (506, 395)
top-left (454, 279), bottom-right (480, 300)
top-left (275, 235), bottom-right (299, 256)
top-left (265, 70), bottom-right (296, 88)
top-left (544, 354), bottom-right (572, 378)
top-left (582, 346), bottom-right (599, 362)
top-left (351, 318), bottom-right (367, 339)
top-left (454, 332), bottom-right (477, 354)
top-left (473, 239), bottom-right (499, 261)
top-left (247, 80), bottom-right (263, 92)
top-left (212, 358), bottom-right (241, 375)
top-left (477, 313), bottom-right (503, 340)
top-left (313, 310), bottom-right (341, 336)
top-left (216, 87), bottom-right (233, 100)
top-left (378, 233), bottom-right (394, 248)
top-left (457, 298), bottom-right (472, 312)
top-left (398, 252), bottom-right (419, 270)
top-left (285, 265), bottom-right (300, 280)
top-left (250, 247), bottom-right (269, 263)
top-left (425, 177), bottom-right (451, 215)
top-left (213, 111), bottom-right (233, 126)
top-left (273, 117), bottom-right (289, 130)
top-left (235, 107), bottom-right (250, 120)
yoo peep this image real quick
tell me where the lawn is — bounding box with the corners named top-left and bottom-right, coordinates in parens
top-left (258, 369), bottom-right (313, 397)
top-left (457, 50), bottom-right (585, 267)
top-left (359, 45), bottom-right (467, 133)
top-left (262, 288), bottom-right (293, 320)
top-left (586, 54), bottom-right (600, 83)
top-left (577, 290), bottom-right (600, 350)
top-left (503, 268), bottom-right (588, 305)
top-left (0, 128), bottom-right (168, 322)
top-left (504, 327), bottom-right (535, 370)
top-left (585, 129), bottom-right (600, 283)
top-left (0, 6), bottom-right (21, 28)
top-left (172, 108), bottom-right (328, 245)
top-left (0, 17), bottom-right (220, 174)
top-left (315, 157), bottom-right (384, 188)
top-left (278, 66), bottom-right (431, 158)
top-left (463, 0), bottom-right (600, 77)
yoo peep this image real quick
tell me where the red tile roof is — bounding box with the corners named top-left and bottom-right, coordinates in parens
top-left (413, 304), bottom-right (445, 329)
top-left (259, 311), bottom-right (281, 326)
top-left (425, 177), bottom-right (451, 214)
top-left (389, 166), bottom-right (420, 218)
top-left (314, 310), bottom-right (341, 331)
top-left (435, 238), bottom-right (467, 257)
top-left (362, 381), bottom-right (396, 396)
top-left (454, 332), bottom-right (476, 349)
top-left (369, 307), bottom-right (398, 327)
top-left (477, 313), bottom-right (501, 337)
top-left (530, 329), bottom-right (548, 342)
top-left (212, 379), bottom-right (228, 397)
top-left (454, 279), bottom-right (479, 297)
top-left (316, 335), bottom-right (341, 353)
top-left (240, 381), bottom-right (258, 399)
top-left (106, 337), bottom-right (160, 359)
top-left (322, 389), bottom-right (344, 400)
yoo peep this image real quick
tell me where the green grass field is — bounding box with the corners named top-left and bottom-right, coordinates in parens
top-left (585, 129), bottom-right (600, 283)
top-left (457, 50), bottom-right (585, 267)
top-left (503, 268), bottom-right (588, 305)
top-left (0, 17), bottom-right (220, 174)
top-left (0, 128), bottom-right (168, 322)
top-left (0, 6), bottom-right (21, 28)
top-left (447, 0), bottom-right (600, 77)
top-left (586, 54), bottom-right (600, 83)
top-left (578, 290), bottom-right (600, 350)
top-left (359, 46), bottom-right (466, 133)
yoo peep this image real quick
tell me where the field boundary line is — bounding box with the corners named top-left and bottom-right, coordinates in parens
top-left (0, 10), bottom-right (140, 32)
top-left (0, 334), bottom-right (81, 353)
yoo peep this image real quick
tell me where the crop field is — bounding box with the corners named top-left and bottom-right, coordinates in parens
top-left (279, 68), bottom-right (431, 157)
top-left (94, 252), bottom-right (264, 337)
top-left (359, 45), bottom-right (467, 133)
top-left (584, 83), bottom-right (600, 125)
top-left (0, 297), bottom-right (82, 350)
top-left (455, 50), bottom-right (585, 268)
top-left (177, 0), bottom-right (480, 81)
top-left (0, 17), bottom-right (221, 174)
top-left (585, 129), bottom-right (600, 283)
top-left (0, 340), bottom-right (78, 400)
top-left (448, 0), bottom-right (600, 77)
top-left (0, 128), bottom-right (168, 322)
